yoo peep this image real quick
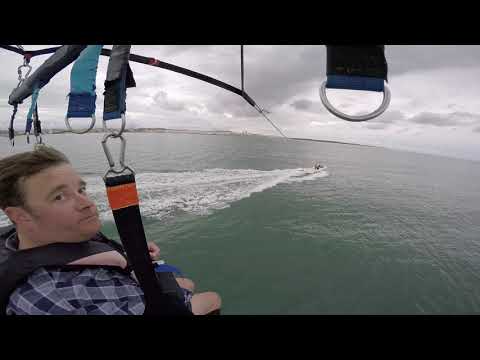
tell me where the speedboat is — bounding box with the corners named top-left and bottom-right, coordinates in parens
top-left (313, 163), bottom-right (325, 171)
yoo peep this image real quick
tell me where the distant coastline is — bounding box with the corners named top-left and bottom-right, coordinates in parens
top-left (289, 137), bottom-right (377, 147)
top-left (0, 127), bottom-right (371, 147)
top-left (0, 127), bottom-right (246, 137)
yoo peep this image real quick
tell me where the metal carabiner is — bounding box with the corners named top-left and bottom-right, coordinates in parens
top-left (103, 113), bottom-right (126, 137)
top-left (65, 115), bottom-right (96, 134)
top-left (319, 81), bottom-right (391, 122)
top-left (17, 63), bottom-right (32, 87)
top-left (101, 132), bottom-right (135, 181)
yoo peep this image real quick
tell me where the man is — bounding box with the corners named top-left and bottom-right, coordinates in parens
top-left (0, 145), bottom-right (221, 315)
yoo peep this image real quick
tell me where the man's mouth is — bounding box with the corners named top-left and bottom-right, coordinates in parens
top-left (80, 213), bottom-right (98, 223)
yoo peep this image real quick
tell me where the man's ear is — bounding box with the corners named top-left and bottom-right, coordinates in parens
top-left (4, 206), bottom-right (32, 226)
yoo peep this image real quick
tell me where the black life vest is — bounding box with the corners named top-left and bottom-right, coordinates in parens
top-left (0, 225), bottom-right (126, 315)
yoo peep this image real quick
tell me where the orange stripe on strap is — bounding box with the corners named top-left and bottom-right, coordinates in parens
top-left (106, 183), bottom-right (139, 210)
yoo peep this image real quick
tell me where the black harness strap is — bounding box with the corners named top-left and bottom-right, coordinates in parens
top-left (29, 46), bottom-right (63, 57)
top-left (33, 104), bottom-right (42, 141)
top-left (2, 45), bottom-right (279, 137)
top-left (0, 45), bottom-right (24, 55)
top-left (0, 45), bottom-right (62, 58)
top-left (8, 104), bottom-right (17, 145)
top-left (100, 47), bottom-right (258, 108)
top-left (103, 45), bottom-right (136, 121)
top-left (104, 174), bottom-right (192, 316)
top-left (326, 45), bottom-right (388, 86)
top-left (8, 45), bottom-right (87, 106)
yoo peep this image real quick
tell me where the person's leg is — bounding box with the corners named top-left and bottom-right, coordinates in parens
top-left (190, 292), bottom-right (222, 315)
top-left (175, 277), bottom-right (195, 292)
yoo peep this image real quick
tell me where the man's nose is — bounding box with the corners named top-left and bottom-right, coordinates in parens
top-left (76, 193), bottom-right (95, 210)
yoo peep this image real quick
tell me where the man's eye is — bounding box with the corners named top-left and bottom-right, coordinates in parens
top-left (79, 187), bottom-right (87, 194)
top-left (54, 194), bottom-right (65, 201)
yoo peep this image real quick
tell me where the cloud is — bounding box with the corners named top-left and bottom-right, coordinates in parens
top-left (291, 99), bottom-right (313, 111)
top-left (395, 127), bottom-right (412, 134)
top-left (408, 111), bottom-right (480, 127)
top-left (375, 110), bottom-right (406, 123)
top-left (205, 96), bottom-right (260, 118)
top-left (235, 46), bottom-right (325, 107)
top-left (365, 123), bottom-right (390, 130)
top-left (386, 45), bottom-right (480, 76)
top-left (359, 110), bottom-right (406, 131)
top-left (2, 45), bottom-right (480, 161)
top-left (339, 109), bottom-right (407, 130)
top-left (409, 113), bottom-right (456, 126)
top-left (152, 91), bottom-right (188, 112)
top-left (132, 45), bottom-right (216, 58)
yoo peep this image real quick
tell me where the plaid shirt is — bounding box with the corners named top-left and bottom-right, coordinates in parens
top-left (4, 232), bottom-right (192, 315)
top-left (6, 266), bottom-right (146, 315)
top-left (3, 230), bottom-right (146, 315)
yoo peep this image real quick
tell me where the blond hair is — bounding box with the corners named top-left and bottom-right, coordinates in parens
top-left (0, 145), bottom-right (70, 209)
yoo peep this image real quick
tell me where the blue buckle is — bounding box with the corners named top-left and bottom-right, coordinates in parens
top-left (326, 75), bottom-right (384, 92)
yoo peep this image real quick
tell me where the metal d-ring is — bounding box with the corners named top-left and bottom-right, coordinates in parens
top-left (319, 81), bottom-right (391, 122)
top-left (65, 114), bottom-right (96, 134)
top-left (103, 113), bottom-right (126, 137)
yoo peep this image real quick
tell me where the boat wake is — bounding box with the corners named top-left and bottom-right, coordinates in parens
top-left (0, 167), bottom-right (329, 226)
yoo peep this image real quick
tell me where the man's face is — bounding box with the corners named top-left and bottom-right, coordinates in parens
top-left (20, 163), bottom-right (101, 245)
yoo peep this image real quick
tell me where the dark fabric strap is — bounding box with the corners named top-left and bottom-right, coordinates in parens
top-left (29, 47), bottom-right (63, 57)
top-left (2, 45), bottom-right (259, 121)
top-left (0, 45), bottom-right (25, 55)
top-left (326, 45), bottom-right (388, 91)
top-left (100, 47), bottom-right (258, 109)
top-left (103, 45), bottom-right (136, 121)
top-left (0, 45), bottom-right (62, 58)
top-left (8, 104), bottom-right (17, 144)
top-left (9, 45), bottom-right (87, 106)
top-left (104, 174), bottom-right (192, 316)
top-left (33, 105), bottom-right (42, 137)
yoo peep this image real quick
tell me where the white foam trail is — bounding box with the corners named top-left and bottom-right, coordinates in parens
top-left (0, 167), bottom-right (328, 226)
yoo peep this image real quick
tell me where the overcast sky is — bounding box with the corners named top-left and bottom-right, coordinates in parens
top-left (1, 45), bottom-right (479, 161)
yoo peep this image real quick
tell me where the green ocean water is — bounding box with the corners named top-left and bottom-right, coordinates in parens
top-left (2, 132), bottom-right (480, 314)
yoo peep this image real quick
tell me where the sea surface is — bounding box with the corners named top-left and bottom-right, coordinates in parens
top-left (1, 132), bottom-right (480, 314)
